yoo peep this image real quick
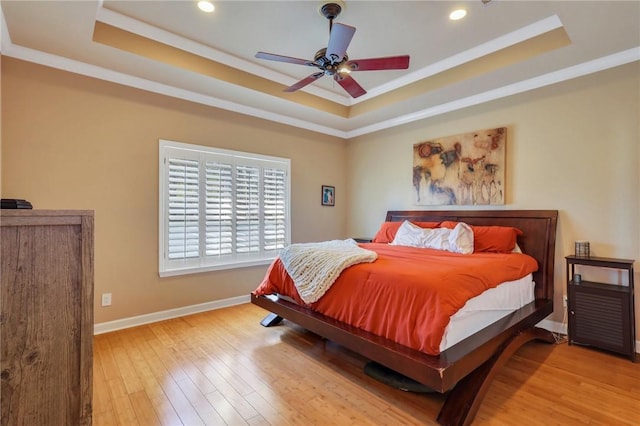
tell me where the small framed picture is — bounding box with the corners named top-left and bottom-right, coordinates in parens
top-left (321, 185), bottom-right (335, 206)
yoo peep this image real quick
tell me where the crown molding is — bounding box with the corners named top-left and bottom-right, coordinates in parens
top-left (2, 0), bottom-right (638, 140)
top-left (347, 47), bottom-right (640, 138)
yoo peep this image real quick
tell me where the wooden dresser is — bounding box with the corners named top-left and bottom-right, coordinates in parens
top-left (1, 210), bottom-right (94, 425)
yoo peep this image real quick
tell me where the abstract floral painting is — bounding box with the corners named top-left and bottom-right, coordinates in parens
top-left (413, 127), bottom-right (506, 205)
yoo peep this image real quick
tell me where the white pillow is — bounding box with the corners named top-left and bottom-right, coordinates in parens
top-left (389, 220), bottom-right (427, 247)
top-left (390, 220), bottom-right (474, 254)
top-left (446, 222), bottom-right (475, 254)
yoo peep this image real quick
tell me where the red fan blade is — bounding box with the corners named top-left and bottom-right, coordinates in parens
top-left (335, 74), bottom-right (366, 98)
top-left (345, 55), bottom-right (410, 71)
top-left (284, 72), bottom-right (325, 92)
top-left (255, 52), bottom-right (315, 67)
top-left (326, 23), bottom-right (356, 64)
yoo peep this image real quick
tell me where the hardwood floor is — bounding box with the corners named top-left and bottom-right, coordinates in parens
top-left (93, 303), bottom-right (640, 425)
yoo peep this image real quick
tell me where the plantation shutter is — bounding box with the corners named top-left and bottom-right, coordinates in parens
top-left (167, 158), bottom-right (200, 260)
top-left (205, 161), bottom-right (233, 257)
top-left (263, 168), bottom-right (287, 251)
top-left (235, 165), bottom-right (261, 254)
top-left (160, 140), bottom-right (290, 276)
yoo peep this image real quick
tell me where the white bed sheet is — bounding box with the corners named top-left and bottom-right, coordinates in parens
top-left (440, 273), bottom-right (535, 351)
top-left (275, 273), bottom-right (535, 354)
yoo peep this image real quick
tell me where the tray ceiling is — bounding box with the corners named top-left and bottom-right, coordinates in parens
top-left (1, 1), bottom-right (638, 138)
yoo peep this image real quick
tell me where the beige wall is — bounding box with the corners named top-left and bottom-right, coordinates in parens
top-left (1, 58), bottom-right (347, 323)
top-left (345, 62), bottom-right (640, 331)
top-left (3, 56), bottom-right (639, 336)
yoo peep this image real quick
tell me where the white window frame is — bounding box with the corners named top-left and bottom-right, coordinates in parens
top-left (159, 139), bottom-right (290, 277)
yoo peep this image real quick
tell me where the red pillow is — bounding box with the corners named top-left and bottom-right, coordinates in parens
top-left (372, 221), bottom-right (440, 243)
top-left (440, 221), bottom-right (523, 253)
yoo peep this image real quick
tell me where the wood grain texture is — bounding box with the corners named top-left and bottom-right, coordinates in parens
top-left (93, 303), bottom-right (640, 425)
top-left (253, 209), bottom-right (558, 425)
top-left (1, 210), bottom-right (94, 426)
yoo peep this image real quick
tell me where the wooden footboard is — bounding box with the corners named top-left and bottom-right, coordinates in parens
top-left (437, 326), bottom-right (555, 425)
top-left (252, 209), bottom-right (558, 425)
top-left (252, 293), bottom-right (553, 392)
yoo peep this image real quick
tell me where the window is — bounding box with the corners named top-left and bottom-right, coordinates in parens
top-left (159, 140), bottom-right (290, 276)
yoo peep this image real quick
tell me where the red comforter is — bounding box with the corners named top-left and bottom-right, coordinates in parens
top-left (254, 243), bottom-right (538, 355)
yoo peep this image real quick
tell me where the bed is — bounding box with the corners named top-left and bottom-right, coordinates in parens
top-left (251, 209), bottom-right (558, 425)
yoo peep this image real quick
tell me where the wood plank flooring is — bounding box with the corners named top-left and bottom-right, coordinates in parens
top-left (93, 303), bottom-right (640, 425)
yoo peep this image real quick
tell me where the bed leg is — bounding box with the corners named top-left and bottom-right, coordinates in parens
top-left (260, 312), bottom-right (283, 327)
top-left (436, 327), bottom-right (555, 426)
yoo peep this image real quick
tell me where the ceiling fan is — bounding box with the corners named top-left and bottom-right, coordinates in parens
top-left (255, 2), bottom-right (410, 98)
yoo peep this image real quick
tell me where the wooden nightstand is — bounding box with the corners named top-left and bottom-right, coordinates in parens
top-left (565, 255), bottom-right (636, 361)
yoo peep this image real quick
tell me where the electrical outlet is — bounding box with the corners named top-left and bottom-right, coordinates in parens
top-left (563, 295), bottom-right (568, 307)
top-left (101, 293), bottom-right (112, 307)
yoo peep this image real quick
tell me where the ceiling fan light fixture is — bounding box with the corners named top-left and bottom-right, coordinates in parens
top-left (449, 8), bottom-right (467, 20)
top-left (197, 1), bottom-right (215, 13)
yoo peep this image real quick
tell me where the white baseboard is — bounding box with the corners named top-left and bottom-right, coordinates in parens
top-left (94, 300), bottom-right (640, 354)
top-left (93, 294), bottom-right (250, 335)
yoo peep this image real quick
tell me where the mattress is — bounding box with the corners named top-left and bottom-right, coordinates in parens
top-left (440, 273), bottom-right (534, 351)
top-left (274, 274), bottom-right (534, 353)
top-left (255, 244), bottom-right (538, 355)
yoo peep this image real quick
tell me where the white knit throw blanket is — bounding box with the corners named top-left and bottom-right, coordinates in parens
top-left (279, 239), bottom-right (377, 304)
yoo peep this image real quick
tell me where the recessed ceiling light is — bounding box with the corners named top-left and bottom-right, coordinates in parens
top-left (449, 9), bottom-right (467, 21)
top-left (198, 1), bottom-right (215, 13)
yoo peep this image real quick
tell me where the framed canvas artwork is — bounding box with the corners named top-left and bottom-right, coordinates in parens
top-left (321, 185), bottom-right (335, 206)
top-left (413, 127), bottom-right (506, 205)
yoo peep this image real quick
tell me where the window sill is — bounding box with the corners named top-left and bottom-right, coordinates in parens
top-left (159, 258), bottom-right (275, 277)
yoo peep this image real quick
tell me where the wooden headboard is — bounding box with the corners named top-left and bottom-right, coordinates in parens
top-left (385, 210), bottom-right (558, 301)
